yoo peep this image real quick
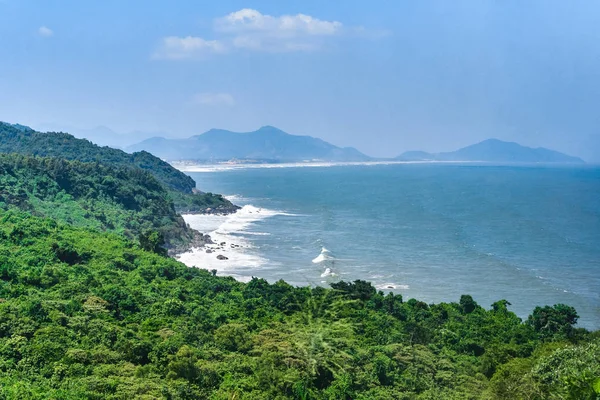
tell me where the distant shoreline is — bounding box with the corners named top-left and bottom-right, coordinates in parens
top-left (172, 160), bottom-right (590, 173)
top-left (172, 160), bottom-right (478, 172)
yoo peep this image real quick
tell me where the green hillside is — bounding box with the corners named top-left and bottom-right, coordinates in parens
top-left (0, 209), bottom-right (597, 399)
top-left (0, 153), bottom-right (197, 250)
top-left (0, 122), bottom-right (237, 213)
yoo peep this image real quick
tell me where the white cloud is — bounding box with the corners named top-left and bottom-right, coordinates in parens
top-left (217, 9), bottom-right (343, 52)
top-left (38, 26), bottom-right (53, 37)
top-left (215, 9), bottom-right (343, 37)
top-left (154, 9), bottom-right (352, 58)
top-left (192, 92), bottom-right (235, 107)
top-left (153, 36), bottom-right (227, 60)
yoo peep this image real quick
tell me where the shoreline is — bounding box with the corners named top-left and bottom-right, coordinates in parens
top-left (174, 205), bottom-right (274, 280)
top-left (167, 206), bottom-right (240, 257)
top-left (170, 160), bottom-right (590, 174)
top-left (172, 160), bottom-right (473, 173)
top-left (170, 209), bottom-right (599, 330)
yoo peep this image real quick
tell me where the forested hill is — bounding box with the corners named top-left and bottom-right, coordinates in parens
top-left (0, 122), bottom-right (237, 213)
top-left (0, 209), bottom-right (597, 399)
top-left (0, 122), bottom-right (195, 193)
top-left (0, 153), bottom-right (197, 249)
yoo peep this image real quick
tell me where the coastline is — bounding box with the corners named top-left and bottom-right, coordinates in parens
top-left (174, 204), bottom-right (277, 281)
top-left (175, 203), bottom-right (240, 215)
top-left (167, 204), bottom-right (240, 257)
top-left (171, 160), bottom-right (462, 173)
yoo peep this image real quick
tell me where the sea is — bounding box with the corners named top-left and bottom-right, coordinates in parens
top-left (176, 162), bottom-right (600, 329)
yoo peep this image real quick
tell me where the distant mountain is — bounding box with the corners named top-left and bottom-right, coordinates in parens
top-left (396, 139), bottom-right (585, 163)
top-left (127, 126), bottom-right (371, 162)
top-left (396, 151), bottom-right (433, 161)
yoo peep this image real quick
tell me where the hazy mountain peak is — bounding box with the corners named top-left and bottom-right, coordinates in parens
top-left (397, 138), bottom-right (585, 163)
top-left (255, 125), bottom-right (285, 133)
top-left (128, 126), bottom-right (370, 162)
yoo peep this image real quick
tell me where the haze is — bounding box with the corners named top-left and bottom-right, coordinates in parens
top-left (0, 0), bottom-right (599, 161)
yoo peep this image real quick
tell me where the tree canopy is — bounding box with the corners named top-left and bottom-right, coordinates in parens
top-left (0, 209), bottom-right (597, 399)
top-left (0, 153), bottom-right (195, 249)
top-left (0, 121), bottom-right (597, 399)
top-left (0, 122), bottom-right (237, 214)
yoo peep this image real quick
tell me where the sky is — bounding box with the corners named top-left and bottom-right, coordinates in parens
top-left (0, 0), bottom-right (599, 161)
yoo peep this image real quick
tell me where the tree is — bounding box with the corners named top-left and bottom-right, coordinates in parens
top-left (459, 294), bottom-right (478, 314)
top-left (138, 229), bottom-right (167, 256)
top-left (527, 304), bottom-right (579, 340)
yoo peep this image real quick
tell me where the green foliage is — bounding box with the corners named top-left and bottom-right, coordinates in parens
top-left (169, 190), bottom-right (239, 214)
top-left (138, 229), bottom-right (167, 256)
top-left (459, 294), bottom-right (478, 314)
top-left (0, 122), bottom-right (194, 193)
top-left (0, 122), bottom-right (237, 213)
top-left (0, 210), bottom-right (595, 398)
top-left (531, 340), bottom-right (600, 399)
top-left (527, 304), bottom-right (580, 341)
top-left (0, 153), bottom-right (195, 249)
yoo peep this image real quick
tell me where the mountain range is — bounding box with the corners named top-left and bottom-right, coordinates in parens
top-left (7, 121), bottom-right (586, 164)
top-left (127, 126), bottom-right (371, 162)
top-left (129, 127), bottom-right (584, 164)
top-left (396, 139), bottom-right (585, 164)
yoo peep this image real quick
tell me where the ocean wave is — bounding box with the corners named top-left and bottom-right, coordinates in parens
top-left (320, 268), bottom-right (336, 277)
top-left (224, 194), bottom-right (247, 202)
top-left (375, 283), bottom-right (410, 290)
top-left (178, 205), bottom-right (293, 274)
top-left (312, 247), bottom-right (335, 264)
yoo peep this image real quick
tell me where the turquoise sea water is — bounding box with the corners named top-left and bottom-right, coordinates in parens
top-left (181, 163), bottom-right (600, 329)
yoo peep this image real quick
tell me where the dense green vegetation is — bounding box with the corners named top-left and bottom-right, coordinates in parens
top-left (0, 122), bottom-right (237, 213)
top-left (0, 210), bottom-right (597, 399)
top-left (0, 153), bottom-right (195, 249)
top-left (169, 190), bottom-right (235, 215)
top-left (0, 123), bottom-right (194, 193)
top-left (0, 121), bottom-right (597, 398)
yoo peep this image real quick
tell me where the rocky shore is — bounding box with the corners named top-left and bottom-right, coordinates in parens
top-left (167, 229), bottom-right (214, 257)
top-left (168, 202), bottom-right (241, 257)
top-left (175, 203), bottom-right (240, 215)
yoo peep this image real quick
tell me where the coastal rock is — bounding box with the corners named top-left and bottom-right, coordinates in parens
top-left (217, 255), bottom-right (229, 260)
top-left (167, 231), bottom-right (215, 257)
top-left (206, 249), bottom-right (213, 254)
top-left (203, 234), bottom-right (214, 245)
top-left (220, 242), bottom-right (226, 246)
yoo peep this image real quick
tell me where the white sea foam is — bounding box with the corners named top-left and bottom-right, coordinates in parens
top-left (312, 254), bottom-right (329, 263)
top-left (224, 194), bottom-right (247, 202)
top-left (375, 283), bottom-right (410, 290)
top-left (321, 268), bottom-right (336, 277)
top-left (178, 205), bottom-right (290, 275)
top-left (311, 247), bottom-right (338, 277)
top-left (312, 247), bottom-right (334, 264)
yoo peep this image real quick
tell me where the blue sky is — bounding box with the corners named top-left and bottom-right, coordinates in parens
top-left (0, 0), bottom-right (599, 160)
